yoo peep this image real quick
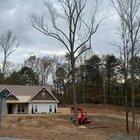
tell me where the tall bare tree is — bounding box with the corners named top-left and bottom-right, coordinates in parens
top-left (0, 30), bottom-right (19, 83)
top-left (112, 0), bottom-right (140, 129)
top-left (113, 20), bottom-right (131, 133)
top-left (119, 21), bottom-right (131, 133)
top-left (28, 0), bottom-right (106, 124)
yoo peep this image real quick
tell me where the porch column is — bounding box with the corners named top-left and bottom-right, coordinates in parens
top-left (14, 104), bottom-right (18, 114)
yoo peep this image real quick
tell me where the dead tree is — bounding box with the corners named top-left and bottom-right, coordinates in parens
top-left (112, 0), bottom-right (140, 129)
top-left (0, 30), bottom-right (19, 83)
top-left (28, 0), bottom-right (106, 125)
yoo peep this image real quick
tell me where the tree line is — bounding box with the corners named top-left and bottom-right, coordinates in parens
top-left (53, 54), bottom-right (140, 106)
top-left (0, 52), bottom-right (139, 110)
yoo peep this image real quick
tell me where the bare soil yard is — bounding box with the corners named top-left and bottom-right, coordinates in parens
top-left (0, 105), bottom-right (139, 140)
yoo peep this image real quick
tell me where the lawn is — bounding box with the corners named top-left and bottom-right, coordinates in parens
top-left (0, 105), bottom-right (139, 140)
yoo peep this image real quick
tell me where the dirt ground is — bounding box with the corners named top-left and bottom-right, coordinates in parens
top-left (0, 105), bottom-right (140, 140)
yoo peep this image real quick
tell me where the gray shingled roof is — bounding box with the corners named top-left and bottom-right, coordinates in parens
top-left (0, 85), bottom-right (52, 96)
top-left (0, 85), bottom-right (55, 103)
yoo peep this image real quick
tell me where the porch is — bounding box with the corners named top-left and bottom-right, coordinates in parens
top-left (7, 103), bottom-right (28, 114)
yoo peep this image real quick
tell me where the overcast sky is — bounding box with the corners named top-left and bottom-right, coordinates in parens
top-left (0, 0), bottom-right (119, 65)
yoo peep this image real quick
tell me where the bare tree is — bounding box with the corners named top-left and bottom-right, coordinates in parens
top-left (24, 53), bottom-right (37, 70)
top-left (0, 30), bottom-right (19, 83)
top-left (119, 21), bottom-right (131, 134)
top-left (4, 61), bottom-right (15, 77)
top-left (24, 55), bottom-right (53, 85)
top-left (37, 57), bottom-right (53, 86)
top-left (28, 0), bottom-right (106, 125)
top-left (112, 0), bottom-right (140, 129)
top-left (113, 20), bottom-right (131, 133)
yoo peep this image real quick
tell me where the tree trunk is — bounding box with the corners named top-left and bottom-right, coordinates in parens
top-left (63, 87), bottom-right (66, 106)
top-left (71, 54), bottom-right (78, 125)
top-left (83, 79), bottom-right (86, 105)
top-left (131, 76), bottom-right (135, 129)
top-left (103, 75), bottom-right (106, 105)
top-left (2, 54), bottom-right (6, 84)
top-left (124, 81), bottom-right (129, 133)
top-left (107, 76), bottom-right (111, 104)
top-left (131, 43), bottom-right (136, 130)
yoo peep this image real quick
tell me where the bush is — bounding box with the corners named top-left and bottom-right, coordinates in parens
top-left (17, 117), bottom-right (21, 124)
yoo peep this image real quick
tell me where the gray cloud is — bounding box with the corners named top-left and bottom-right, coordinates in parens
top-left (0, 0), bottom-right (119, 65)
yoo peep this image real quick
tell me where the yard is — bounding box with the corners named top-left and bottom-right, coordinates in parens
top-left (0, 105), bottom-right (140, 140)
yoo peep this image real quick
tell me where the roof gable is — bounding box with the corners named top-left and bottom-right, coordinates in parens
top-left (0, 88), bottom-right (9, 98)
top-left (28, 87), bottom-right (58, 102)
top-left (1, 88), bottom-right (18, 100)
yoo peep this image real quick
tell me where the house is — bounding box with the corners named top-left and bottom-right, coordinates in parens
top-left (0, 85), bottom-right (59, 114)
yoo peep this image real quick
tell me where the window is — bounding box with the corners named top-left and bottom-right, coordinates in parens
top-left (42, 92), bottom-right (45, 98)
top-left (49, 105), bottom-right (52, 113)
top-left (17, 105), bottom-right (24, 114)
top-left (35, 105), bottom-right (38, 113)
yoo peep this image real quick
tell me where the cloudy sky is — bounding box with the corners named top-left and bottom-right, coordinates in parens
top-left (0, 0), bottom-right (119, 65)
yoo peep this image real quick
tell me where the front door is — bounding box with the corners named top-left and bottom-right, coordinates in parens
top-left (8, 104), bottom-right (13, 114)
